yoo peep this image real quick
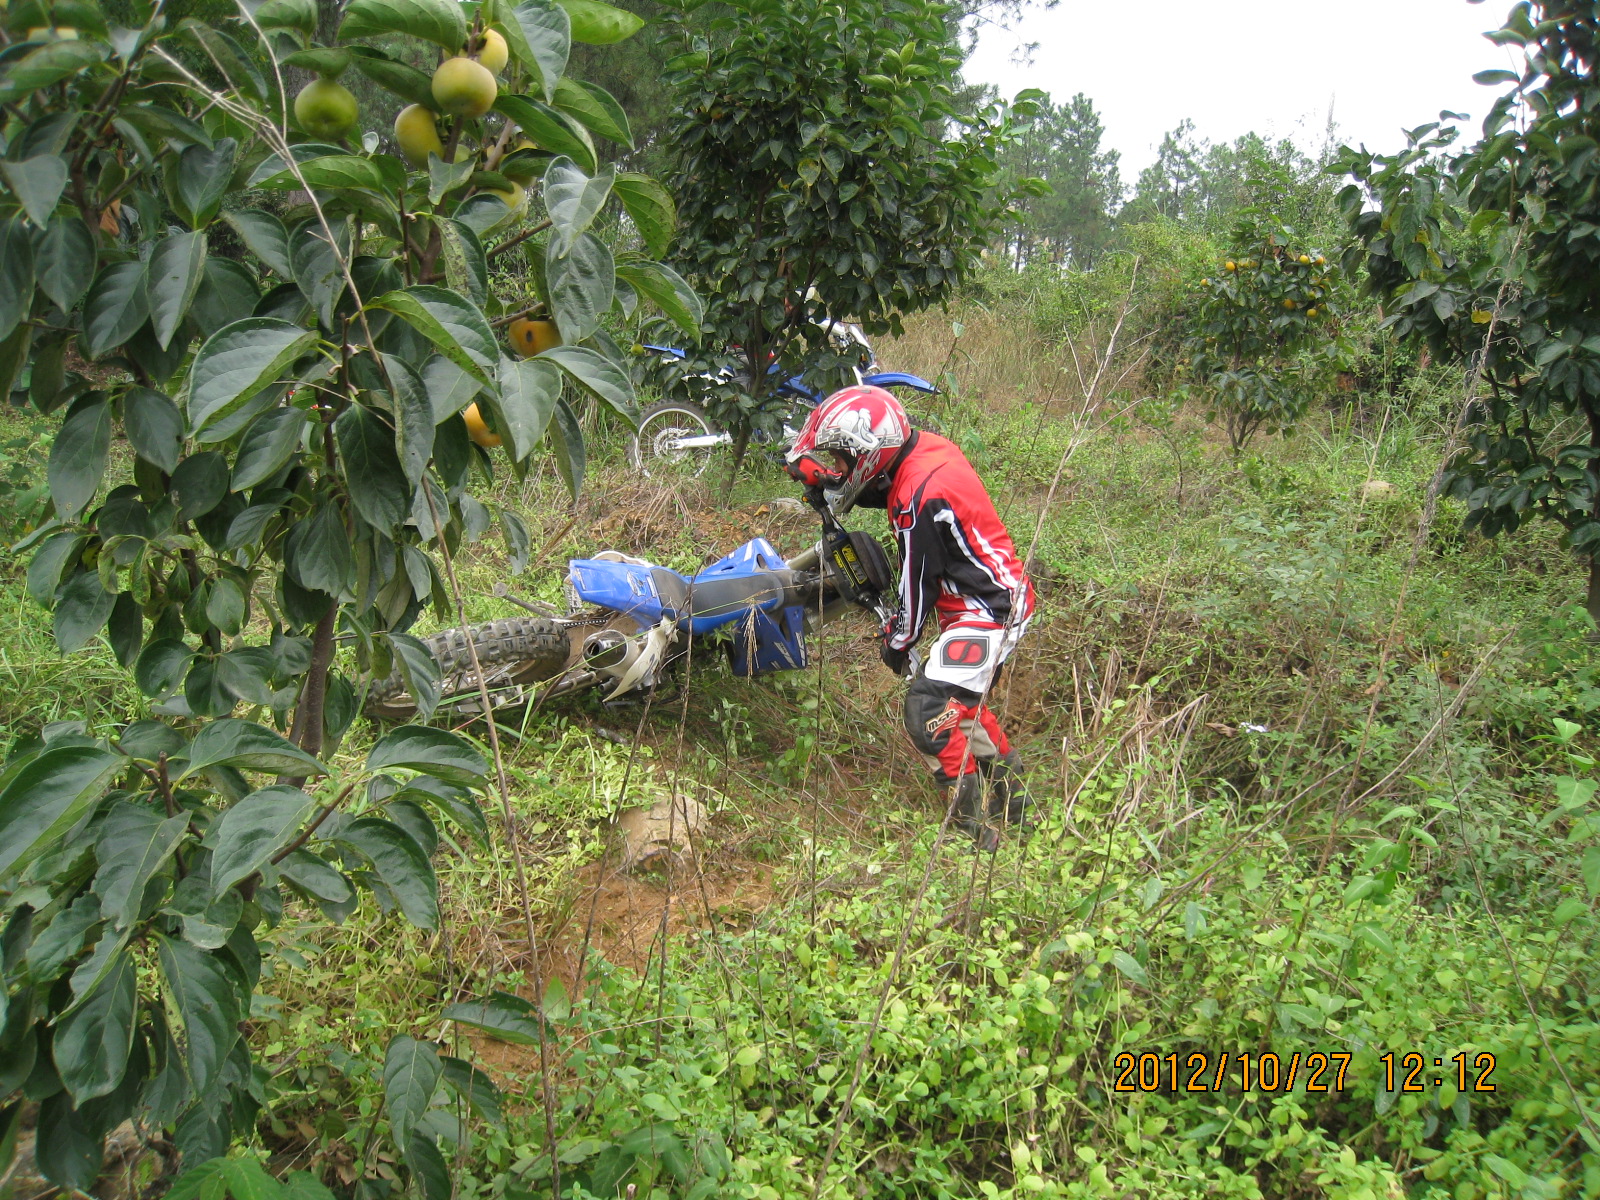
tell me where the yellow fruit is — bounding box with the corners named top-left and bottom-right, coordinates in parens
top-left (28, 24), bottom-right (76, 37)
top-left (1298, 254), bottom-right (1311, 264)
top-left (432, 56), bottom-right (497, 119)
top-left (462, 402), bottom-right (501, 448)
top-left (508, 317), bottom-right (561, 357)
top-left (488, 182), bottom-right (526, 210)
top-left (1315, 255), bottom-right (1326, 265)
top-left (514, 136), bottom-right (541, 152)
top-left (1200, 278), bottom-right (1210, 286)
top-left (1282, 299), bottom-right (1296, 309)
top-left (475, 28), bottom-right (508, 74)
top-left (1306, 307), bottom-right (1318, 316)
top-left (1225, 261), bottom-right (1236, 271)
top-left (393, 103), bottom-right (444, 167)
top-left (294, 78), bottom-right (358, 140)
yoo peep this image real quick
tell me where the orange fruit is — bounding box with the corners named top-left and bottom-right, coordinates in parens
top-left (508, 317), bottom-right (561, 357)
top-left (462, 402), bottom-right (501, 448)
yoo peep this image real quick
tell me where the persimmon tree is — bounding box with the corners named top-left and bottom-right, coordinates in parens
top-left (657, 0), bottom-right (1040, 476)
top-left (1337, 1), bottom-right (1600, 618)
top-left (0, 0), bottom-right (692, 1188)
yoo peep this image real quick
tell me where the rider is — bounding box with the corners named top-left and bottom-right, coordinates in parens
top-left (785, 385), bottom-right (1037, 849)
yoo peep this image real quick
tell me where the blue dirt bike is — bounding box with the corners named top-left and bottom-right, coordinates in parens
top-left (628, 336), bottom-right (938, 477)
top-left (365, 526), bottom-right (897, 721)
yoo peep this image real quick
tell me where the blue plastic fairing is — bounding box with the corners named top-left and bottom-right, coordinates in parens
top-left (863, 371), bottom-right (938, 394)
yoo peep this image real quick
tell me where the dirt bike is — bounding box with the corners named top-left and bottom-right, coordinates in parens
top-left (365, 497), bottom-right (900, 721)
top-left (628, 338), bottom-right (939, 477)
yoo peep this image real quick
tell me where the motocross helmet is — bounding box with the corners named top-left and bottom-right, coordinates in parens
top-left (785, 385), bottom-right (911, 512)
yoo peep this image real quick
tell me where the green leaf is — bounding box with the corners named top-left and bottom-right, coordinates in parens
top-left (278, 850), bottom-right (353, 903)
top-left (171, 450), bottom-right (230, 520)
top-left (543, 157), bottom-right (614, 257)
top-left (347, 46), bottom-right (439, 112)
top-left (35, 215), bottom-right (96, 312)
top-left (384, 1035), bottom-right (442, 1145)
top-left (338, 0), bottom-right (467, 50)
top-left (47, 395), bottom-right (111, 519)
top-left (538, 343), bottom-right (635, 421)
top-left (545, 393), bottom-right (584, 498)
top-left (541, 975), bottom-right (569, 1021)
top-left (405, 1131), bottom-right (450, 1200)
top-left (1553, 895), bottom-right (1588, 925)
top-left (0, 40), bottom-right (103, 99)
top-left (442, 991), bottom-right (543, 1044)
top-left (156, 936), bottom-right (239, 1095)
top-left (148, 230), bottom-right (208, 351)
top-left (53, 948), bottom-right (136, 1103)
top-left (281, 46), bottom-right (351, 76)
top-left (1109, 950), bottom-right (1147, 986)
top-left (491, 357), bottom-right (560, 461)
top-left (369, 286), bottom-right (498, 383)
top-left (34, 1092), bottom-right (102, 1192)
top-left (53, 571), bottom-right (116, 654)
top-left (209, 785), bottom-right (318, 895)
top-left (0, 156), bottom-right (68, 227)
top-left (337, 818), bottom-right (438, 927)
top-left (494, 94), bottom-right (597, 174)
top-left (335, 404), bottom-right (409, 533)
top-left (231, 406), bottom-right (308, 490)
top-left (558, 0), bottom-right (642, 43)
top-left (552, 78), bottom-right (632, 149)
top-left (489, 0), bottom-right (569, 102)
top-left (123, 387), bottom-right (184, 474)
top-left (0, 220), bottom-right (34, 344)
top-left (179, 718), bottom-right (327, 780)
top-left (256, 0), bottom-right (316, 32)
top-left (80, 260), bottom-right (148, 359)
top-left (440, 1056), bottom-right (504, 1127)
top-left (612, 172), bottom-right (675, 258)
top-left (615, 260), bottom-right (701, 339)
top-left (285, 500), bottom-right (354, 596)
top-left (1473, 69), bottom-right (1519, 86)
top-left (256, 156), bottom-right (390, 192)
top-left (27, 532), bottom-right (86, 606)
top-left (380, 355), bottom-right (434, 484)
top-left (1584, 846), bottom-right (1600, 899)
top-left (368, 726), bottom-right (488, 785)
top-left (223, 210), bottom-right (294, 278)
top-left (439, 219), bottom-right (487, 306)
top-left (1356, 921), bottom-right (1395, 955)
top-left (427, 153), bottom-right (477, 206)
top-left (171, 139), bottom-right (238, 229)
top-left (545, 231), bottom-right (612, 343)
top-left (0, 746), bottom-right (121, 881)
top-left (187, 318), bottom-right (319, 435)
top-left (135, 639), bottom-right (192, 698)
top-left (94, 803), bottom-right (188, 929)
top-left (290, 222), bottom-right (350, 329)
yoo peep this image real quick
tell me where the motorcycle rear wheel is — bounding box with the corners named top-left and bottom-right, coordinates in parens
top-left (367, 617), bottom-right (573, 721)
top-left (629, 401), bottom-right (719, 477)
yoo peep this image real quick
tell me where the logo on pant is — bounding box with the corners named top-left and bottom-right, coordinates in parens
top-left (941, 638), bottom-right (989, 667)
top-left (925, 704), bottom-right (962, 735)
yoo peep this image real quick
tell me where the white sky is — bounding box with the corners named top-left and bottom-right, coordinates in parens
top-left (962, 0), bottom-right (1524, 179)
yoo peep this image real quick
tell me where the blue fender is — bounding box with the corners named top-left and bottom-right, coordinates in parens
top-left (864, 371), bottom-right (939, 394)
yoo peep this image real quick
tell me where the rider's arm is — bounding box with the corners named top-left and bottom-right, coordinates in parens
top-left (884, 500), bottom-right (944, 651)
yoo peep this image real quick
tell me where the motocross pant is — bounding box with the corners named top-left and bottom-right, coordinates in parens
top-left (903, 622), bottom-right (1026, 788)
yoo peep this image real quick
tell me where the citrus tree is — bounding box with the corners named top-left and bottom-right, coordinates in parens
top-left (1336, 2), bottom-right (1600, 619)
top-left (1183, 182), bottom-right (1344, 450)
top-left (657, 0), bottom-right (1041, 477)
top-left (0, 0), bottom-right (693, 1187)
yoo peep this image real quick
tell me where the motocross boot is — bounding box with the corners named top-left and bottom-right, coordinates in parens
top-left (945, 773), bottom-right (999, 852)
top-left (982, 751), bottom-right (1036, 835)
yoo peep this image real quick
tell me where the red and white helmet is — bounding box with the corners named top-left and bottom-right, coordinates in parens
top-left (785, 385), bottom-right (911, 511)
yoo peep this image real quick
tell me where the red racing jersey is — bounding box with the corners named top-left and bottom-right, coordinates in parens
top-left (881, 432), bottom-right (1036, 651)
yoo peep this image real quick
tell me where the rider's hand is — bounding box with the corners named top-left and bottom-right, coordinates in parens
top-left (879, 639), bottom-right (909, 677)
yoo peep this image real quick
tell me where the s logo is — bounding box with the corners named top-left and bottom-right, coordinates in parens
top-left (941, 638), bottom-right (989, 668)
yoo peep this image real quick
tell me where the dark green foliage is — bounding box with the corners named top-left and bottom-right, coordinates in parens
top-left (1337, 1), bottom-right (1600, 617)
top-left (998, 91), bottom-right (1122, 270)
top-left (659, 0), bottom-right (1040, 456)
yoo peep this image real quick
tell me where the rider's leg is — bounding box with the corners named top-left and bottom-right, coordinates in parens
top-left (905, 669), bottom-right (997, 849)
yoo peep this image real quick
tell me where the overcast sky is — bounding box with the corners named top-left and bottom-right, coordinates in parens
top-left (962, 0), bottom-right (1524, 179)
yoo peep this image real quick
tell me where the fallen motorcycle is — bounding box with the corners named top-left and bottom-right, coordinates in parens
top-left (365, 512), bottom-right (896, 721)
top-left (628, 343), bottom-right (939, 477)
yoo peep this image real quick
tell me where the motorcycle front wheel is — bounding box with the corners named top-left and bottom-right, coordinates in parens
top-left (628, 401), bottom-right (722, 477)
top-left (366, 617), bottom-right (575, 721)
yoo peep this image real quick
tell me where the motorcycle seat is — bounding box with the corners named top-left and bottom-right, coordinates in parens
top-left (650, 568), bottom-right (803, 625)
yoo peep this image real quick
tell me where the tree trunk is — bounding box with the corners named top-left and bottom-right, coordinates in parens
top-left (1588, 556), bottom-right (1600, 627)
top-left (290, 603), bottom-right (337, 760)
